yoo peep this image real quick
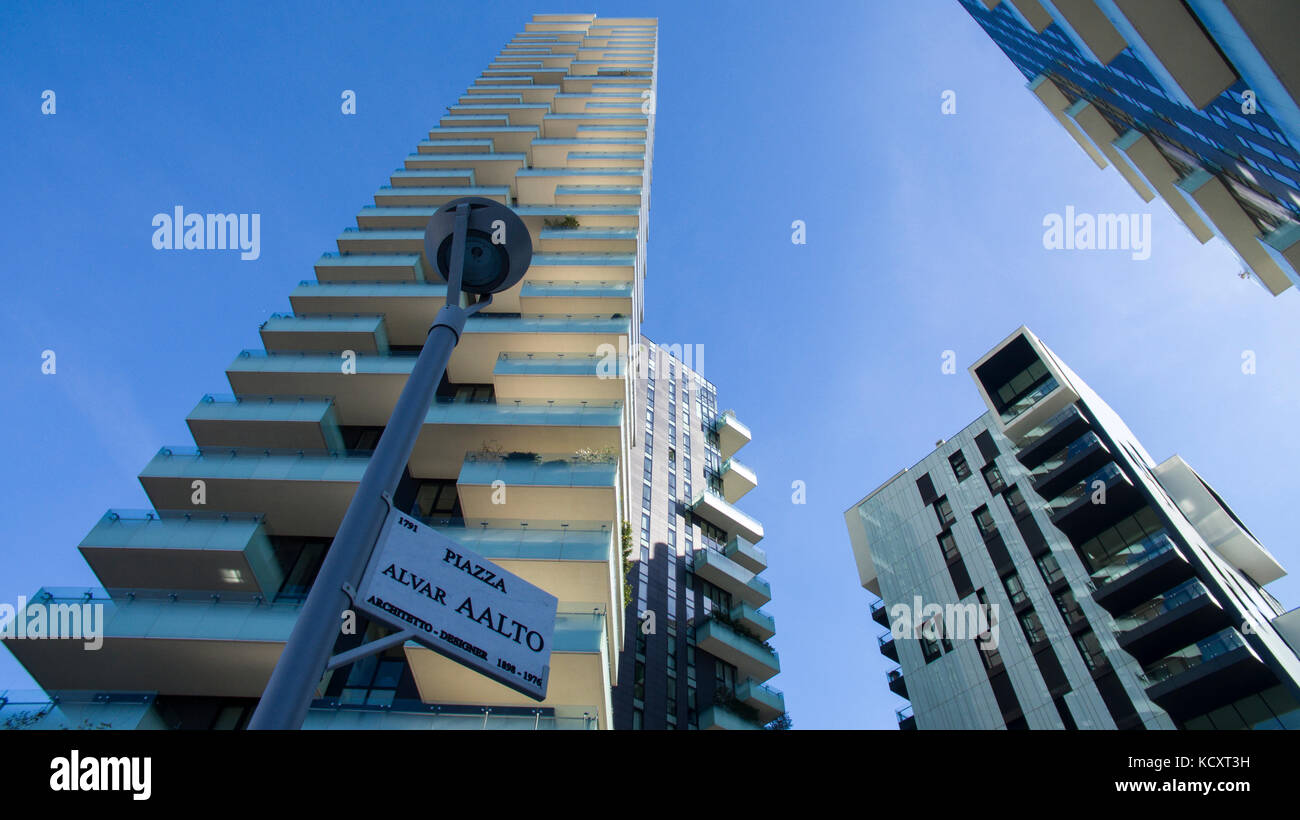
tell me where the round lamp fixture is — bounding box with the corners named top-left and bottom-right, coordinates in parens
top-left (424, 196), bottom-right (533, 295)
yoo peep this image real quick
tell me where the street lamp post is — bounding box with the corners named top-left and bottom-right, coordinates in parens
top-left (248, 197), bottom-right (532, 730)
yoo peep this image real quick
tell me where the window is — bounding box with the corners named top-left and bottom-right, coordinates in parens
top-left (1054, 589), bottom-right (1085, 625)
top-left (938, 531), bottom-right (960, 562)
top-left (982, 462), bottom-right (1006, 494)
top-left (973, 505), bottom-right (997, 538)
top-left (934, 496), bottom-right (956, 529)
top-left (1002, 573), bottom-right (1028, 607)
top-left (949, 450), bottom-right (971, 481)
top-left (1019, 611), bottom-right (1047, 646)
top-left (1074, 630), bottom-right (1107, 671)
top-left (1036, 553), bottom-right (1065, 585)
top-left (1004, 485), bottom-right (1029, 518)
top-left (921, 633), bottom-right (942, 663)
top-left (977, 637), bottom-right (1003, 670)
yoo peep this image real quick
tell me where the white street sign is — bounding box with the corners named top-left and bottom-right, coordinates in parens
top-left (355, 509), bottom-right (558, 701)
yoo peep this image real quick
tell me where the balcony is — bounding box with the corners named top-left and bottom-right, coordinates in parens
top-left (713, 410), bottom-right (751, 460)
top-left (0, 690), bottom-right (162, 731)
top-left (1111, 130), bottom-right (1214, 243)
top-left (1030, 432), bottom-right (1113, 500)
top-left (78, 510), bottom-right (281, 596)
top-left (1047, 463), bottom-right (1141, 540)
top-left (423, 126), bottom-right (538, 155)
top-left (735, 679), bottom-right (785, 724)
top-left (728, 602), bottom-right (775, 642)
top-left (449, 314), bottom-right (630, 383)
top-left (314, 252), bottom-right (425, 283)
top-left (527, 252), bottom-right (636, 282)
top-left (304, 700), bottom-right (597, 730)
top-left (720, 457), bottom-right (757, 503)
top-left (537, 227), bottom-right (637, 253)
top-left (138, 447), bottom-right (369, 538)
top-left (698, 703), bottom-right (761, 731)
top-left (723, 534), bottom-right (766, 574)
top-left (1174, 169), bottom-right (1293, 295)
top-left (1, 588), bottom-right (301, 698)
top-left (1115, 579), bottom-right (1231, 666)
top-left (896, 704), bottom-right (916, 731)
top-left (886, 667), bottom-right (908, 699)
top-left (334, 227), bottom-right (425, 255)
top-left (691, 549), bottom-right (771, 608)
top-left (519, 281), bottom-right (633, 315)
top-left (493, 352), bottom-right (626, 403)
top-left (289, 282), bottom-right (448, 333)
top-left (689, 490), bottom-right (764, 545)
top-left (1090, 533), bottom-right (1197, 615)
top-left (1139, 628), bottom-right (1274, 719)
top-left (878, 632), bottom-right (898, 662)
top-left (402, 151), bottom-right (527, 187)
top-left (404, 609), bottom-right (613, 729)
top-left (697, 617), bottom-right (780, 683)
top-left (387, 167), bottom-right (475, 188)
top-left (456, 451), bottom-right (619, 523)
top-left (1015, 404), bottom-right (1089, 469)
top-left (186, 394), bottom-right (344, 451)
top-left (1063, 100), bottom-right (1154, 201)
top-left (516, 167), bottom-right (643, 205)
top-left (259, 313), bottom-right (388, 354)
top-left (870, 598), bottom-right (889, 627)
top-left (373, 185), bottom-right (510, 209)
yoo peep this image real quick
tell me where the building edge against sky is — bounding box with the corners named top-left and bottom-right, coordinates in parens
top-left (959, 0), bottom-right (1300, 295)
top-left (0, 12), bottom-right (781, 731)
top-left (845, 326), bottom-right (1300, 730)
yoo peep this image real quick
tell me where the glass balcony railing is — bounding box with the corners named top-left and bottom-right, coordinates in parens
top-left (1016, 404), bottom-right (1083, 450)
top-left (1049, 463), bottom-right (1122, 512)
top-left (0, 690), bottom-right (159, 731)
top-left (425, 396), bottom-right (622, 426)
top-left (896, 704), bottom-right (914, 722)
top-left (304, 699), bottom-right (597, 730)
top-left (494, 351), bottom-right (615, 376)
top-left (460, 451), bottom-right (618, 488)
top-left (520, 281), bottom-right (634, 299)
top-left (1113, 579), bottom-right (1212, 633)
top-left (1001, 376), bottom-right (1060, 423)
top-left (1139, 628), bottom-right (1247, 686)
top-left (141, 446), bottom-right (372, 482)
top-left (1089, 532), bottom-right (1178, 589)
top-left (1031, 431), bottom-right (1103, 481)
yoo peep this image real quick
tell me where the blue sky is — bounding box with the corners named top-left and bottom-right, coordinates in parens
top-left (2, 0), bottom-right (1297, 729)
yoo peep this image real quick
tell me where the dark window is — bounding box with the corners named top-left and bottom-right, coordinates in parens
top-left (934, 496), bottom-right (956, 529)
top-left (1002, 573), bottom-right (1029, 607)
top-left (1004, 485), bottom-right (1030, 518)
top-left (915, 472), bottom-right (938, 505)
top-left (973, 505), bottom-right (997, 538)
top-left (1037, 552), bottom-right (1065, 585)
top-left (1054, 589), bottom-right (1086, 625)
top-left (1075, 630), bottom-right (1108, 671)
top-left (949, 450), bottom-right (972, 482)
top-left (921, 633), bottom-right (942, 663)
top-left (982, 462), bottom-right (1007, 494)
top-left (1054, 696), bottom-right (1078, 730)
top-left (938, 531), bottom-right (960, 562)
top-left (975, 430), bottom-right (1000, 462)
top-left (1019, 611), bottom-right (1047, 646)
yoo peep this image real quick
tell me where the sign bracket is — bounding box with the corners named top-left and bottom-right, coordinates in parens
top-left (326, 628), bottom-right (418, 672)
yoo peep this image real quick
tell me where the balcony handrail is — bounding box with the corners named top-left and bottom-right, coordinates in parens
top-left (1139, 627), bottom-right (1247, 686)
top-left (152, 445), bottom-right (373, 460)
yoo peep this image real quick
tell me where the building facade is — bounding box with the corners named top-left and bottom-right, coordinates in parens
top-left (612, 339), bottom-right (784, 730)
top-left (958, 0), bottom-right (1300, 294)
top-left (845, 327), bottom-right (1300, 730)
top-left (0, 13), bottom-right (780, 732)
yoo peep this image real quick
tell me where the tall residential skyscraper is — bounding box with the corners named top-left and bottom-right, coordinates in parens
top-left (844, 327), bottom-right (1300, 730)
top-left (0, 13), bottom-right (781, 732)
top-left (613, 339), bottom-right (783, 730)
top-left (958, 0), bottom-right (1300, 294)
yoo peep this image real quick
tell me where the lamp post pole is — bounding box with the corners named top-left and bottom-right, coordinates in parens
top-left (248, 206), bottom-right (478, 730)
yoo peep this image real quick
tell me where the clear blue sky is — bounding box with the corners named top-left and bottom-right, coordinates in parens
top-left (2, 0), bottom-right (1297, 729)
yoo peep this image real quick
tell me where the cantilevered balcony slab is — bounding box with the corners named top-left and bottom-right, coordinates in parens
top-left (406, 137), bottom-right (495, 155)
top-left (691, 548), bottom-right (771, 608)
top-left (527, 253), bottom-right (636, 282)
top-left (690, 490), bottom-right (763, 545)
top-left (226, 351), bottom-right (415, 427)
top-left (401, 152), bottom-right (526, 188)
top-left (447, 104), bottom-right (549, 128)
top-left (697, 618), bottom-right (779, 682)
top-left (714, 410), bottom-right (752, 461)
top-left (1028, 75), bottom-right (1108, 169)
top-left (529, 138), bottom-right (645, 167)
top-left (1108, 0), bottom-right (1236, 109)
top-left (456, 453), bottom-right (619, 523)
top-left (335, 228), bottom-right (426, 255)
top-left (423, 126), bottom-right (538, 154)
top-left (554, 186), bottom-right (643, 207)
top-left (542, 113), bottom-right (648, 140)
top-left (289, 282), bottom-right (448, 338)
top-left (408, 399), bottom-right (622, 478)
top-left (1044, 0), bottom-right (1127, 65)
top-left (519, 281), bottom-right (633, 315)
top-left (729, 601), bottom-right (775, 641)
top-left (464, 84), bottom-right (560, 105)
top-left (538, 227), bottom-right (638, 253)
top-left (720, 457), bottom-right (757, 503)
top-left (78, 511), bottom-right (282, 596)
top-left (138, 447), bottom-right (369, 537)
top-left (373, 185), bottom-right (510, 209)
top-left (387, 168), bottom-right (474, 187)
top-left (448, 315), bottom-right (629, 384)
top-left (698, 703), bottom-right (760, 730)
top-left (723, 534), bottom-right (766, 574)
top-left (1064, 100), bottom-right (1154, 201)
top-left (2, 589), bottom-right (302, 698)
top-left (259, 314), bottom-right (389, 355)
top-left (516, 168), bottom-right (644, 206)
top-left (314, 252), bottom-right (425, 283)
top-left (405, 610), bottom-right (612, 729)
top-left (493, 352), bottom-right (627, 403)
top-left (735, 679), bottom-right (785, 724)
top-left (186, 395), bottom-right (344, 451)
top-left (1174, 169), bottom-right (1293, 294)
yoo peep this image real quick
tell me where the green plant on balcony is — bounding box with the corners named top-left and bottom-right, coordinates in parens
top-left (1, 709), bottom-right (46, 730)
top-left (620, 520), bottom-right (633, 609)
top-left (706, 608), bottom-right (773, 653)
top-left (764, 713), bottom-right (793, 731)
top-left (573, 446), bottom-right (617, 463)
top-left (503, 451), bottom-right (540, 463)
top-left (711, 689), bottom-right (760, 725)
top-left (543, 215), bottom-right (580, 229)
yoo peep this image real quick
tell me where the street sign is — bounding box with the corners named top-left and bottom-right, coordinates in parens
top-left (354, 509), bottom-right (558, 701)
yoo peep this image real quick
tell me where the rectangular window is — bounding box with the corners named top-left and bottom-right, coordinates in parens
top-left (934, 496), bottom-right (956, 529)
top-left (921, 634), bottom-right (942, 663)
top-left (1002, 573), bottom-right (1028, 608)
top-left (1004, 485), bottom-right (1029, 518)
top-left (1036, 553), bottom-right (1065, 586)
top-left (1075, 630), bottom-right (1107, 671)
top-left (982, 463), bottom-right (1006, 494)
top-left (973, 505), bottom-right (997, 537)
top-left (938, 531), bottom-right (960, 562)
top-left (949, 450), bottom-right (971, 481)
top-left (1054, 589), bottom-right (1085, 625)
top-left (1019, 611), bottom-right (1047, 646)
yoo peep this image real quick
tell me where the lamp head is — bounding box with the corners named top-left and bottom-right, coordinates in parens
top-left (424, 197), bottom-right (533, 295)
